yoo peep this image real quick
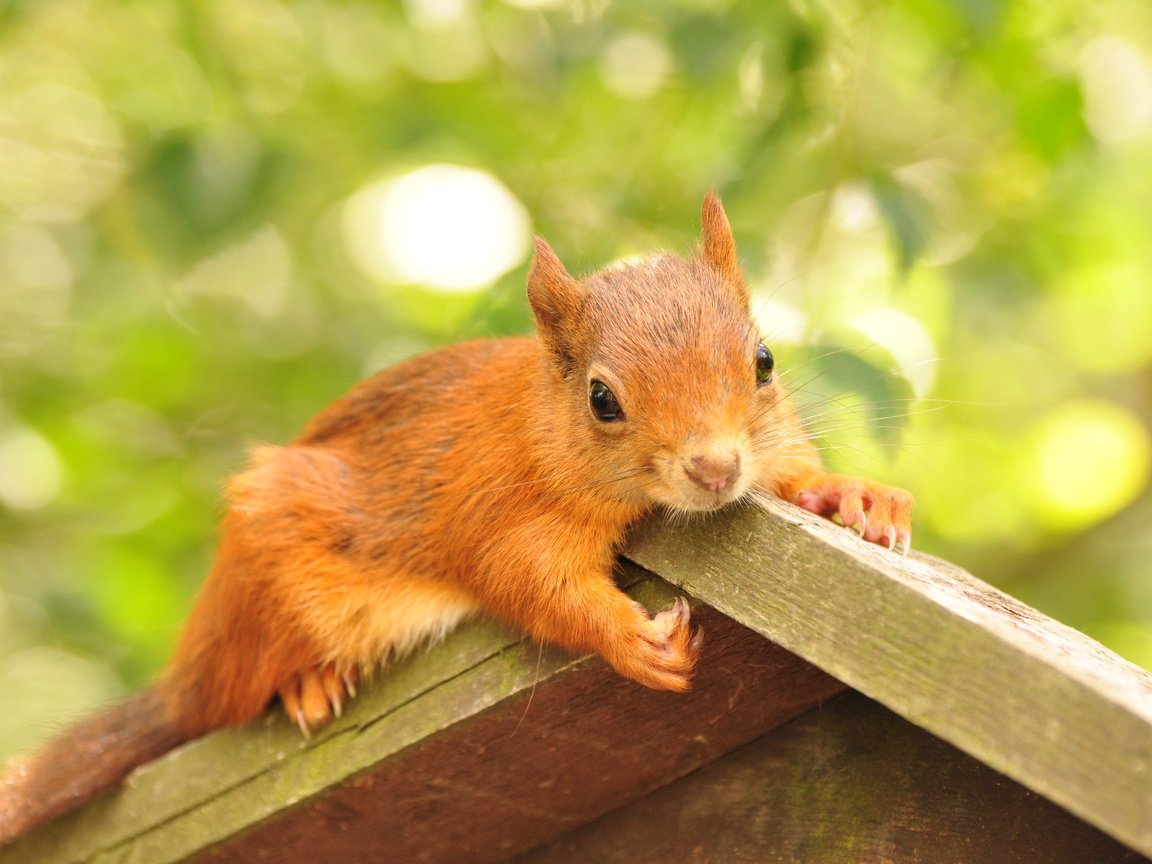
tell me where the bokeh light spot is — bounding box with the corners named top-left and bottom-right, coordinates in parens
top-left (1080, 36), bottom-right (1152, 144)
top-left (600, 32), bottom-right (674, 99)
top-left (342, 165), bottom-right (531, 292)
top-left (1033, 400), bottom-right (1150, 529)
top-left (0, 425), bottom-right (64, 512)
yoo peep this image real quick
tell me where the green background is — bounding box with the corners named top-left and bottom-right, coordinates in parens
top-left (2, 0), bottom-right (1151, 761)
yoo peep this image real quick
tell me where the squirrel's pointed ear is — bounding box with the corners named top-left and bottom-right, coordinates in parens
top-left (699, 191), bottom-right (749, 305)
top-left (527, 237), bottom-right (584, 370)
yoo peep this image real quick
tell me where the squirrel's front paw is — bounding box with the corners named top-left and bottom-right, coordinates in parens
top-left (608, 598), bottom-right (704, 692)
top-left (794, 474), bottom-right (914, 554)
top-left (279, 664), bottom-right (360, 738)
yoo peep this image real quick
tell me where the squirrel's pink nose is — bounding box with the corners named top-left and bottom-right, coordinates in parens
top-left (685, 450), bottom-right (742, 493)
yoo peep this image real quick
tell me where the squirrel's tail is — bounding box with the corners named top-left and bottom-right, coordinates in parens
top-left (0, 686), bottom-right (191, 846)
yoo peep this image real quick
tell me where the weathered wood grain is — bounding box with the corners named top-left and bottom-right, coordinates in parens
top-left (0, 572), bottom-right (843, 864)
top-left (623, 500), bottom-right (1152, 856)
top-left (516, 690), bottom-right (1146, 864)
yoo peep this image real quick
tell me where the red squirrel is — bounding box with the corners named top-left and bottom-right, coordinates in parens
top-left (0, 192), bottom-right (912, 843)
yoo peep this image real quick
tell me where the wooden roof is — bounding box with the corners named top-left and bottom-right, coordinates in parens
top-left (4, 500), bottom-right (1150, 863)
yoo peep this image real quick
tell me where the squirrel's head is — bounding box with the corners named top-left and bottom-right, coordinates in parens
top-left (527, 192), bottom-right (789, 514)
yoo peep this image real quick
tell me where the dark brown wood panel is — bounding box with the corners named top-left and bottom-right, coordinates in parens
top-left (517, 690), bottom-right (1148, 864)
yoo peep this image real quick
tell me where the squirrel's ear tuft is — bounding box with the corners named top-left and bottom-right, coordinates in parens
top-left (699, 191), bottom-right (749, 306)
top-left (527, 237), bottom-right (584, 371)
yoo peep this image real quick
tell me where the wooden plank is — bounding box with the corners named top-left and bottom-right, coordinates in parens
top-left (517, 690), bottom-right (1147, 864)
top-left (623, 500), bottom-right (1152, 857)
top-left (0, 571), bottom-right (844, 864)
top-left (1, 613), bottom-right (522, 864)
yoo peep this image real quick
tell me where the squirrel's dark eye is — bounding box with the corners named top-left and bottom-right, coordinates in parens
top-left (589, 379), bottom-right (624, 422)
top-left (755, 341), bottom-right (775, 387)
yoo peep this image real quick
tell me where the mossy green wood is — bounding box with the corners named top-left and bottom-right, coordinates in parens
top-left (624, 499), bottom-right (1152, 857)
top-left (5, 579), bottom-right (668, 862)
top-left (1, 616), bottom-right (532, 864)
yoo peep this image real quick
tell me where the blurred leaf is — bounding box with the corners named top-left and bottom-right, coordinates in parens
top-left (0, 0), bottom-right (31, 30)
top-left (946, 0), bottom-right (1003, 34)
top-left (1015, 79), bottom-right (1087, 160)
top-left (789, 342), bottom-right (916, 461)
top-left (138, 132), bottom-right (284, 259)
top-left (869, 175), bottom-right (928, 274)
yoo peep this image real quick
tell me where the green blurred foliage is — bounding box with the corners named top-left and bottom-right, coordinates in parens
top-left (2, 0), bottom-right (1152, 760)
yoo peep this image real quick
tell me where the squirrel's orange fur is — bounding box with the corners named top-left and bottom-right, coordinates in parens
top-left (0, 193), bottom-right (912, 843)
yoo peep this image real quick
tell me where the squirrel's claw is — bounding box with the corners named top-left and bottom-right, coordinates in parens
top-left (279, 664), bottom-right (361, 736)
top-left (322, 670), bottom-right (345, 719)
top-left (278, 682), bottom-right (310, 738)
top-left (295, 708), bottom-right (312, 739)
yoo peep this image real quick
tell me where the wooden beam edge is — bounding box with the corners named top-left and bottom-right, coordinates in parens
top-left (623, 500), bottom-right (1152, 856)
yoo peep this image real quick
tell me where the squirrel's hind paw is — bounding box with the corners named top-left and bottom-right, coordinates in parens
top-left (279, 664), bottom-right (361, 738)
